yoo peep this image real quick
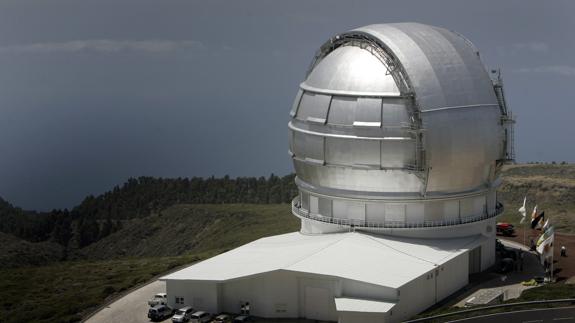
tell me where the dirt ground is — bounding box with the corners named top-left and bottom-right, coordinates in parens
top-left (499, 227), bottom-right (575, 281)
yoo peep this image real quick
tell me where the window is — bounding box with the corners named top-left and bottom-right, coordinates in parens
top-left (175, 296), bottom-right (185, 304)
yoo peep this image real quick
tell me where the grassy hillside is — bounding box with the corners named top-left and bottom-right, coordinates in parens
top-left (498, 164), bottom-right (575, 233)
top-left (0, 232), bottom-right (63, 268)
top-left (0, 254), bottom-right (205, 323)
top-left (77, 204), bottom-right (299, 260)
top-left (0, 204), bottom-right (298, 323)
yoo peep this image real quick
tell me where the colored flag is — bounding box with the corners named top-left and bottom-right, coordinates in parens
top-left (531, 205), bottom-right (538, 220)
top-left (531, 211), bottom-right (545, 230)
top-left (519, 197), bottom-right (527, 224)
top-left (542, 219), bottom-right (550, 232)
top-left (536, 230), bottom-right (554, 265)
top-left (537, 225), bottom-right (554, 247)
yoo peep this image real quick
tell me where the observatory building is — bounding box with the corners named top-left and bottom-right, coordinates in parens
top-left (162, 23), bottom-right (514, 322)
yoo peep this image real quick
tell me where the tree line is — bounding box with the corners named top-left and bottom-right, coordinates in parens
top-left (0, 174), bottom-right (298, 250)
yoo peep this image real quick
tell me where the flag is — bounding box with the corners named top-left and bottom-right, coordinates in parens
top-left (531, 211), bottom-right (545, 230)
top-left (542, 219), bottom-right (550, 232)
top-left (531, 205), bottom-right (538, 220)
top-left (519, 197), bottom-right (527, 224)
top-left (537, 225), bottom-right (554, 247)
top-left (536, 230), bottom-right (554, 265)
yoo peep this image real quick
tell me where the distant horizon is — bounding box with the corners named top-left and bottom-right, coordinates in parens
top-left (2, 161), bottom-right (573, 212)
top-left (1, 0), bottom-right (574, 210)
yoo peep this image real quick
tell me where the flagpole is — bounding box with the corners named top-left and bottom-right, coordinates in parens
top-left (551, 240), bottom-right (554, 282)
top-left (523, 220), bottom-right (526, 247)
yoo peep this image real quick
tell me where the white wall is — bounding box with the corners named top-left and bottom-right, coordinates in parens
top-left (481, 219), bottom-right (497, 271)
top-left (436, 254), bottom-right (469, 301)
top-left (394, 274), bottom-right (435, 322)
top-left (338, 312), bottom-right (388, 323)
top-left (166, 280), bottom-right (219, 314)
top-left (393, 252), bottom-right (469, 322)
top-left (341, 280), bottom-right (397, 301)
top-left (166, 250), bottom-right (477, 322)
top-left (221, 271), bottom-right (299, 318)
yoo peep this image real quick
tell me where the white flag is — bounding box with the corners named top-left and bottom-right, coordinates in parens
top-left (518, 197), bottom-right (527, 223)
top-left (536, 232), bottom-right (554, 265)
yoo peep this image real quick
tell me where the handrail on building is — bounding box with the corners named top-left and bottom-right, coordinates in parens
top-left (291, 197), bottom-right (503, 229)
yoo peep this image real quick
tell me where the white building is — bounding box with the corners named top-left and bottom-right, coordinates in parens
top-left (162, 22), bottom-right (513, 322)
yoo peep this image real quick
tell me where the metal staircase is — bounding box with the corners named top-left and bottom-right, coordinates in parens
top-left (492, 69), bottom-right (515, 163)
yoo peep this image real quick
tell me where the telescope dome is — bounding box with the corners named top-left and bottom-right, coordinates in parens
top-left (289, 23), bottom-right (514, 237)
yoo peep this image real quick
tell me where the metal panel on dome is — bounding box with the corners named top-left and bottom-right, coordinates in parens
top-left (303, 45), bottom-right (400, 96)
top-left (381, 99), bottom-right (410, 126)
top-left (354, 23), bottom-right (498, 110)
top-left (325, 138), bottom-right (380, 168)
top-left (354, 98), bottom-right (382, 127)
top-left (380, 140), bottom-right (415, 168)
top-left (293, 131), bottom-right (325, 163)
top-left (290, 22), bottom-right (510, 234)
top-left (328, 96), bottom-right (357, 126)
top-left (290, 89), bottom-right (304, 117)
top-left (296, 92), bottom-right (332, 124)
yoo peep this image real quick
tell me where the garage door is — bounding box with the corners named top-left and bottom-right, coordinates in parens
top-left (305, 286), bottom-right (332, 321)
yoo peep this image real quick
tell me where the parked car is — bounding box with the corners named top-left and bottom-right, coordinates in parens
top-left (496, 222), bottom-right (515, 236)
top-left (148, 305), bottom-right (173, 321)
top-left (172, 306), bottom-right (195, 323)
top-left (190, 311), bottom-right (213, 323)
top-left (212, 314), bottom-right (232, 323)
top-left (148, 293), bottom-right (168, 306)
top-left (233, 315), bottom-right (252, 323)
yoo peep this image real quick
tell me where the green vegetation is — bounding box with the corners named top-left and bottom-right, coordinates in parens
top-left (2, 165), bottom-right (575, 322)
top-left (0, 254), bottom-right (204, 323)
top-left (0, 204), bottom-right (298, 323)
top-left (0, 174), bottom-right (298, 267)
top-left (498, 164), bottom-right (575, 233)
top-left (78, 204), bottom-right (299, 260)
top-left (511, 282), bottom-right (575, 301)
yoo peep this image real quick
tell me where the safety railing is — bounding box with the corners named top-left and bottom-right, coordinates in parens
top-left (404, 298), bottom-right (575, 322)
top-left (291, 197), bottom-right (504, 229)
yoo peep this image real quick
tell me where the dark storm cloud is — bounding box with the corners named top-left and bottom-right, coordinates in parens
top-left (0, 0), bottom-right (574, 210)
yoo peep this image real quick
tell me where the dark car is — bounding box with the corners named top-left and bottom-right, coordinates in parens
top-left (496, 222), bottom-right (515, 236)
top-left (148, 304), bottom-right (173, 321)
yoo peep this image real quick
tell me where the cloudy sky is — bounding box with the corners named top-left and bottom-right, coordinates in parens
top-left (0, 0), bottom-right (573, 210)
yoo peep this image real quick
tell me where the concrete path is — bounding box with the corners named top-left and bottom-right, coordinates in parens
top-left (453, 239), bottom-right (545, 307)
top-left (86, 280), bottom-right (168, 323)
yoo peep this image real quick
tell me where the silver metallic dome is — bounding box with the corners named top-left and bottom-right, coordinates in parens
top-left (289, 23), bottom-right (515, 237)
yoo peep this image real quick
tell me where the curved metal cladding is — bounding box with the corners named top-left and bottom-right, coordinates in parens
top-left (289, 23), bottom-right (507, 236)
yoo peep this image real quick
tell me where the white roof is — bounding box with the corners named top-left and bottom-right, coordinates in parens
top-left (335, 297), bottom-right (396, 313)
top-left (161, 232), bottom-right (485, 288)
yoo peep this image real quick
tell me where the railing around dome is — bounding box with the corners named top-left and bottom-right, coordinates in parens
top-left (291, 197), bottom-right (504, 229)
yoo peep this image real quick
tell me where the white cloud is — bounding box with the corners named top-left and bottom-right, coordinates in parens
top-left (497, 41), bottom-right (549, 56)
top-left (0, 39), bottom-right (205, 54)
top-left (515, 65), bottom-right (575, 77)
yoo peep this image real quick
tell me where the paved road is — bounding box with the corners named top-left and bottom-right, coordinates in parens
top-left (448, 307), bottom-right (575, 323)
top-left (86, 280), bottom-right (169, 323)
